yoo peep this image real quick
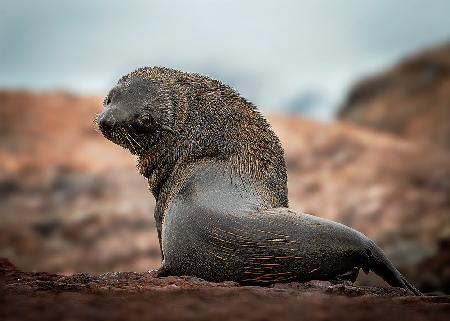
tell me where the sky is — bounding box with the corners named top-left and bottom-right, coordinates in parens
top-left (1, 0), bottom-right (450, 119)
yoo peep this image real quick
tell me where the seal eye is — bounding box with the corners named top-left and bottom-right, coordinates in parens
top-left (139, 115), bottom-right (149, 125)
top-left (134, 115), bottom-right (153, 132)
top-left (106, 97), bottom-right (112, 105)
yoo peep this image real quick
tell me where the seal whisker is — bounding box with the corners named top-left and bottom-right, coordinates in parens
top-left (92, 116), bottom-right (102, 135)
top-left (125, 126), bottom-right (144, 150)
top-left (124, 129), bottom-right (142, 155)
top-left (120, 129), bottom-right (137, 154)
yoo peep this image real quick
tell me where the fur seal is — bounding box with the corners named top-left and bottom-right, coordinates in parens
top-left (97, 67), bottom-right (421, 295)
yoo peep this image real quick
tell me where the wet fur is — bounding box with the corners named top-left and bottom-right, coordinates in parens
top-left (97, 67), bottom-right (421, 295)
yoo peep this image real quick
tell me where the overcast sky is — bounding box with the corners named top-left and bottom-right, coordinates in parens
top-left (1, 0), bottom-right (449, 119)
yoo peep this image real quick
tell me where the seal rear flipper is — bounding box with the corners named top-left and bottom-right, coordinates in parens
top-left (365, 242), bottom-right (422, 296)
top-left (156, 262), bottom-right (171, 277)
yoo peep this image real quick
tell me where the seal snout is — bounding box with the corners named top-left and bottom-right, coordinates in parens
top-left (97, 112), bottom-right (116, 133)
top-left (98, 107), bottom-right (129, 133)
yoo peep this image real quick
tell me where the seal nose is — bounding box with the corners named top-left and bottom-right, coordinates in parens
top-left (98, 112), bottom-right (116, 132)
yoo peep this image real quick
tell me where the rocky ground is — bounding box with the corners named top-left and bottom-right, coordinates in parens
top-left (1, 259), bottom-right (449, 321)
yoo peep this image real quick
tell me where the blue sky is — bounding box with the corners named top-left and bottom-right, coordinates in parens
top-left (1, 0), bottom-right (449, 119)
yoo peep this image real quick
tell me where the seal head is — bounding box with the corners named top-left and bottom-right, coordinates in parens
top-left (98, 76), bottom-right (175, 156)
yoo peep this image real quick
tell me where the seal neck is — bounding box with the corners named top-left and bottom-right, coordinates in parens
top-left (137, 136), bottom-right (177, 198)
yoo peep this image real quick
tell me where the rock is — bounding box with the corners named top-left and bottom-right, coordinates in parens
top-left (338, 42), bottom-right (450, 150)
top-left (0, 259), bottom-right (449, 321)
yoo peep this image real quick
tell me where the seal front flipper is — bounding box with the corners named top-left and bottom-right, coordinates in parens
top-left (329, 267), bottom-right (359, 284)
top-left (155, 261), bottom-right (170, 277)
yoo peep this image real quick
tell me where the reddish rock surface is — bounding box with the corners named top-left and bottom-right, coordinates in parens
top-left (1, 259), bottom-right (449, 321)
top-left (339, 42), bottom-right (450, 150)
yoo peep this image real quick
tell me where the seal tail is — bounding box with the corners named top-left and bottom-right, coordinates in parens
top-left (365, 242), bottom-right (422, 296)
